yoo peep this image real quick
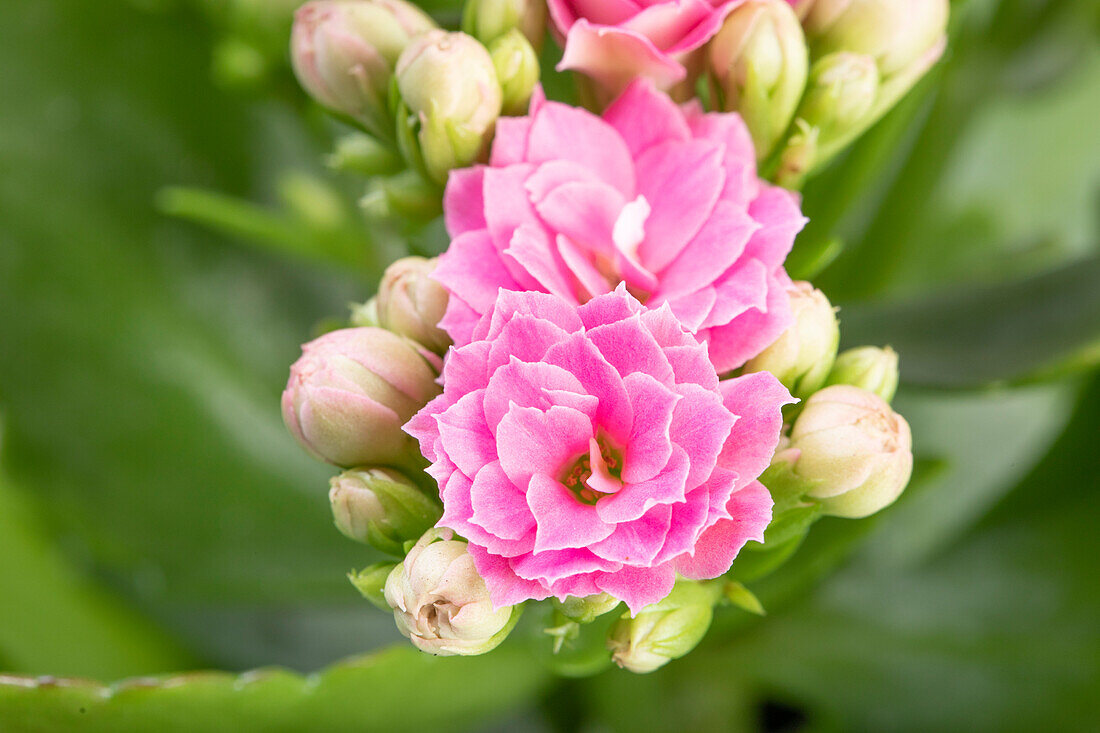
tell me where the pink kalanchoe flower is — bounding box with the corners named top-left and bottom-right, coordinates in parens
top-left (437, 79), bottom-right (807, 373)
top-left (405, 287), bottom-right (794, 613)
top-left (547, 0), bottom-right (744, 95)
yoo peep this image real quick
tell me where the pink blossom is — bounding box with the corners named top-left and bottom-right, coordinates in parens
top-left (547, 0), bottom-right (745, 95)
top-left (406, 287), bottom-right (793, 613)
top-left (437, 79), bottom-right (806, 374)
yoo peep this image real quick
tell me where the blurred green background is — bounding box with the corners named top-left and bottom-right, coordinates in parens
top-left (0, 0), bottom-right (1097, 730)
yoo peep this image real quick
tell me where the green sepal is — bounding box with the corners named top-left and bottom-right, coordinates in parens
top-left (348, 563), bottom-right (397, 611)
top-left (723, 581), bottom-right (766, 616)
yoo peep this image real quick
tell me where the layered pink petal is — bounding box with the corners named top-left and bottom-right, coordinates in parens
top-left (675, 480), bottom-right (772, 579)
top-left (558, 21), bottom-right (687, 96)
top-left (603, 79), bottom-right (692, 157)
top-left (635, 140), bottom-right (725, 272)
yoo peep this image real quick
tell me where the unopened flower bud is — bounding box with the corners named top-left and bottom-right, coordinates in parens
top-left (385, 529), bottom-right (520, 656)
top-left (329, 467), bottom-right (442, 554)
top-left (826, 346), bottom-right (899, 403)
top-left (462, 0), bottom-right (548, 50)
top-left (396, 31), bottom-right (503, 184)
top-left (282, 327), bottom-right (441, 468)
top-left (709, 0), bottom-right (808, 159)
top-left (743, 281), bottom-right (839, 399)
top-left (291, 0), bottom-right (437, 139)
top-left (556, 593), bottom-right (621, 624)
top-left (802, 51), bottom-right (879, 139)
top-left (376, 257), bottom-right (452, 354)
top-left (488, 30), bottom-right (540, 116)
top-left (789, 385), bottom-right (912, 518)
top-left (327, 133), bottom-right (405, 177)
top-left (773, 52), bottom-right (877, 187)
top-left (803, 0), bottom-right (948, 81)
top-left (607, 581), bottom-right (718, 674)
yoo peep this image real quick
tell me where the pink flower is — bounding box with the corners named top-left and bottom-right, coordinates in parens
top-left (548, 0), bottom-right (744, 95)
top-left (406, 287), bottom-right (794, 613)
top-left (437, 79), bottom-right (806, 374)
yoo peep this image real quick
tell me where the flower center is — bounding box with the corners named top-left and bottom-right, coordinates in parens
top-left (562, 436), bottom-right (623, 505)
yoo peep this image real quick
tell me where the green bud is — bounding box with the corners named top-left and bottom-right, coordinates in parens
top-left (708, 0), bottom-right (808, 160)
top-left (361, 169), bottom-right (444, 221)
top-left (743, 281), bottom-right (839, 399)
top-left (606, 581), bottom-right (719, 674)
top-left (803, 0), bottom-right (948, 81)
top-left (329, 467), bottom-right (442, 555)
top-left (773, 52), bottom-right (878, 187)
top-left (555, 593), bottom-right (621, 624)
top-left (826, 346), bottom-right (899, 403)
top-left (327, 133), bottom-right (405, 177)
top-left (489, 30), bottom-right (540, 116)
top-left (349, 562), bottom-right (397, 611)
top-left (462, 0), bottom-right (547, 51)
top-left (377, 256), bottom-right (452, 354)
top-left (395, 31), bottom-right (502, 184)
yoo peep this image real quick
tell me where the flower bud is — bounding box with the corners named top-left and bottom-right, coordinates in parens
top-left (290, 0), bottom-right (437, 139)
top-left (802, 0), bottom-right (948, 81)
top-left (606, 581), bottom-right (718, 674)
top-left (282, 327), bottom-right (441, 469)
top-left (376, 257), bottom-right (452, 354)
top-left (773, 52), bottom-right (877, 188)
top-left (395, 31), bottom-right (503, 184)
top-left (708, 0), bottom-right (808, 160)
top-left (826, 346), bottom-right (899, 403)
top-left (743, 281), bottom-right (839, 399)
top-left (329, 467), bottom-right (442, 554)
top-left (327, 133), bottom-right (405, 177)
top-left (384, 528), bottom-right (520, 656)
top-left (488, 30), bottom-right (541, 116)
top-left (556, 593), bottom-right (621, 624)
top-left (789, 385), bottom-right (912, 518)
top-left (462, 0), bottom-right (548, 51)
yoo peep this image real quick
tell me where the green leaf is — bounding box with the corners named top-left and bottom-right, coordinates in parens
top-left (0, 644), bottom-right (550, 733)
top-left (0, 0), bottom-right (374, 670)
top-left (0, 470), bottom-right (195, 678)
top-left (839, 256), bottom-right (1100, 388)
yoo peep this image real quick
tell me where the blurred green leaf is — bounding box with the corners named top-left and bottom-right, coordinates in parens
top-left (0, 0), bottom-right (375, 671)
top-left (0, 470), bottom-right (194, 678)
top-left (0, 644), bottom-right (549, 733)
top-left (839, 256), bottom-right (1100, 388)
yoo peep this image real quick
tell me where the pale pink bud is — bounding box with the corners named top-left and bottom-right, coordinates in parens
top-left (709, 0), bottom-right (808, 159)
top-left (384, 529), bottom-right (519, 656)
top-left (789, 385), bottom-right (913, 518)
top-left (743, 281), bottom-right (839, 399)
top-left (282, 327), bottom-right (441, 468)
top-left (395, 31), bottom-right (502, 183)
top-left (376, 256), bottom-right (452, 355)
top-left (290, 0), bottom-right (436, 135)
